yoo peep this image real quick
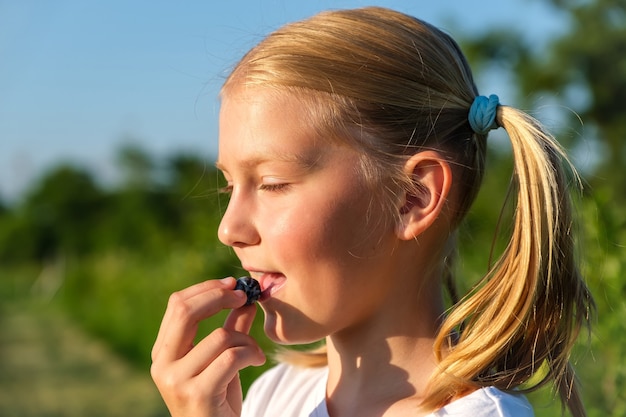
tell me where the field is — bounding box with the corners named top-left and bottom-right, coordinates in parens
top-left (0, 298), bottom-right (166, 417)
top-left (0, 184), bottom-right (624, 416)
top-left (0, 251), bottom-right (274, 416)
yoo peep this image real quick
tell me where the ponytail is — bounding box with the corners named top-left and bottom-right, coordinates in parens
top-left (426, 106), bottom-right (595, 416)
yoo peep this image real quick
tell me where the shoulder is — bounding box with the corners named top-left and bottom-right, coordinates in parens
top-left (430, 387), bottom-right (534, 417)
top-left (241, 363), bottom-right (329, 417)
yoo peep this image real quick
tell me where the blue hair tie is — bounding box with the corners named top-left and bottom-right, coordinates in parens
top-left (468, 94), bottom-right (500, 135)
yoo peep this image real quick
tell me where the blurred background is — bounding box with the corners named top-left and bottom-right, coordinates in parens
top-left (1, 0), bottom-right (624, 416)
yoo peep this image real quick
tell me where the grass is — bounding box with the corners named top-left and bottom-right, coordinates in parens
top-left (1, 192), bottom-right (623, 416)
top-left (0, 297), bottom-right (168, 416)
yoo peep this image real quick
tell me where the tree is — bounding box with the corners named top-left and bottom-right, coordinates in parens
top-left (3, 164), bottom-right (107, 261)
top-left (116, 144), bottom-right (156, 190)
top-left (163, 153), bottom-right (225, 247)
top-left (462, 0), bottom-right (626, 195)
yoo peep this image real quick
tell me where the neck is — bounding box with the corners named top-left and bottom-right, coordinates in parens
top-left (325, 251), bottom-right (447, 416)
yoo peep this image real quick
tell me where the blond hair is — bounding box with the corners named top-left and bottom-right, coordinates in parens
top-left (222, 7), bottom-right (594, 415)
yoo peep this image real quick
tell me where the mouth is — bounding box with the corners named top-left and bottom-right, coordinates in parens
top-left (248, 270), bottom-right (286, 301)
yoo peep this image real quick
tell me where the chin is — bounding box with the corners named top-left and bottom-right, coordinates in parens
top-left (262, 311), bottom-right (325, 346)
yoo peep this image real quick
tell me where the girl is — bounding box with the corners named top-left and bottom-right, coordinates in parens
top-left (150, 7), bottom-right (594, 417)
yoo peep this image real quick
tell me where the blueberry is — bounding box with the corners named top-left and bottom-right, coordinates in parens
top-left (234, 276), bottom-right (261, 305)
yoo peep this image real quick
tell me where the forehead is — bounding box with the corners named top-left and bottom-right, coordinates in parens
top-left (217, 88), bottom-right (326, 169)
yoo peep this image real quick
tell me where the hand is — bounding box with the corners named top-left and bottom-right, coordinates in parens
top-left (151, 277), bottom-right (266, 417)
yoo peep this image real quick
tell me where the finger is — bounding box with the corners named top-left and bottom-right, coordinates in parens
top-left (177, 277), bottom-right (237, 299)
top-left (199, 344), bottom-right (266, 404)
top-left (152, 278), bottom-right (247, 362)
top-left (150, 328), bottom-right (258, 397)
top-left (153, 278), bottom-right (235, 358)
top-left (223, 303), bottom-right (257, 334)
top-left (152, 278), bottom-right (242, 360)
top-left (158, 288), bottom-right (247, 361)
top-left (226, 375), bottom-right (244, 416)
top-left (179, 327), bottom-right (263, 377)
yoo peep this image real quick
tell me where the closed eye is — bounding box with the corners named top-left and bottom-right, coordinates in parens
top-left (259, 183), bottom-right (290, 192)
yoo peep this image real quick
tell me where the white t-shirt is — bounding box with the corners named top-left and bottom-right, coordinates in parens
top-left (241, 363), bottom-right (534, 417)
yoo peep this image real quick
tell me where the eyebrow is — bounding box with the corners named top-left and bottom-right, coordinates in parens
top-left (215, 148), bottom-right (325, 172)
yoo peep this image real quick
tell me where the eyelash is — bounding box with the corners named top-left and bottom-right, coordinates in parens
top-left (218, 183), bottom-right (290, 194)
top-left (259, 183), bottom-right (289, 192)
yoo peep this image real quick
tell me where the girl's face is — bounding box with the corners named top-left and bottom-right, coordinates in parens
top-left (217, 88), bottom-right (401, 344)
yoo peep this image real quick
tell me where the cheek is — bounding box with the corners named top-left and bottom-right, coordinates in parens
top-left (257, 195), bottom-right (396, 343)
top-left (263, 193), bottom-right (391, 270)
top-left (264, 210), bottom-right (336, 268)
top-left (267, 200), bottom-right (346, 243)
top-left (260, 207), bottom-right (312, 247)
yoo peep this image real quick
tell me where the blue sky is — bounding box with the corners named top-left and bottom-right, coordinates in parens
top-left (0, 0), bottom-right (565, 201)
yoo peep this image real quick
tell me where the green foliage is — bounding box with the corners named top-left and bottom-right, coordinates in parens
top-left (462, 0), bottom-right (626, 193)
top-left (50, 248), bottom-right (274, 392)
top-left (0, 148), bottom-right (227, 263)
top-left (1, 165), bottom-right (107, 260)
top-left (573, 189), bottom-right (626, 416)
top-left (460, 2), bottom-right (626, 412)
top-left (458, 181), bottom-right (625, 415)
top-left (0, 145), bottom-right (273, 393)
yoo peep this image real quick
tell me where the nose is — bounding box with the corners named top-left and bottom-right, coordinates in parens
top-left (217, 193), bottom-right (260, 247)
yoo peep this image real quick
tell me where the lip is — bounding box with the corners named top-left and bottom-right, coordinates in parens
top-left (246, 269), bottom-right (286, 301)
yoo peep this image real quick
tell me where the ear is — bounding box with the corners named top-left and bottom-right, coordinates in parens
top-left (396, 151), bottom-right (452, 240)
